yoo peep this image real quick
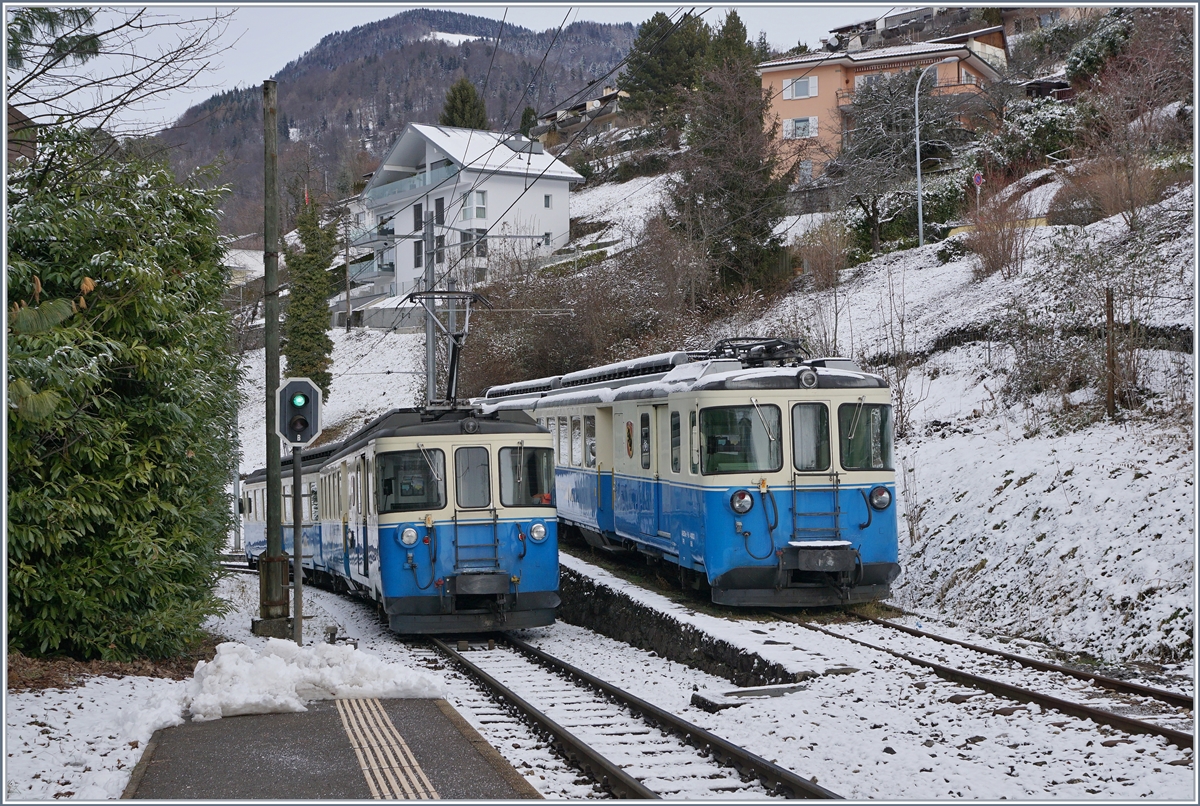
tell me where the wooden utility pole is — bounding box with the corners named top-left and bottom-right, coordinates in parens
top-left (1106, 287), bottom-right (1116, 419)
top-left (254, 79), bottom-right (289, 634)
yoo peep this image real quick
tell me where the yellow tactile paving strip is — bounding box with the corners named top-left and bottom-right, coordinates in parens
top-left (336, 698), bottom-right (440, 800)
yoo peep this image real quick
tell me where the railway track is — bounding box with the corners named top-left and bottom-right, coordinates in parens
top-left (772, 612), bottom-right (1194, 751)
top-left (430, 635), bottom-right (840, 800)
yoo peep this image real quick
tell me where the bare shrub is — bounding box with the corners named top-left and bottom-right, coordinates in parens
top-left (871, 261), bottom-right (927, 439)
top-left (794, 215), bottom-right (850, 290)
top-left (460, 214), bottom-right (714, 396)
top-left (966, 193), bottom-right (1036, 280)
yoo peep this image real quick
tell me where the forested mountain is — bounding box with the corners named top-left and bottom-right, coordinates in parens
top-left (161, 9), bottom-right (635, 239)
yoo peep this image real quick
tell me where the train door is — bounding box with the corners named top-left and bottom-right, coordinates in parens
top-left (790, 399), bottom-right (838, 541)
top-left (357, 455), bottom-right (369, 577)
top-left (340, 462), bottom-right (352, 578)
top-left (634, 404), bottom-right (658, 539)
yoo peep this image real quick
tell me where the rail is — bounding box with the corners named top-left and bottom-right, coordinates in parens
top-left (773, 613), bottom-right (1193, 750)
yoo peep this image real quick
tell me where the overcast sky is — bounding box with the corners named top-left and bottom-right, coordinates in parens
top-left (119, 3), bottom-right (896, 130)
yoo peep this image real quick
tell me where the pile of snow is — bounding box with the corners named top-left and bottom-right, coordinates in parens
top-left (186, 639), bottom-right (446, 721)
top-left (5, 575), bottom-right (448, 800)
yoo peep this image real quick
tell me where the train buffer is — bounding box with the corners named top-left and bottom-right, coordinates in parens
top-left (123, 697), bottom-right (541, 800)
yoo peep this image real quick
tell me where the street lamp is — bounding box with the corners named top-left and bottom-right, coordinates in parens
top-left (915, 56), bottom-right (960, 247)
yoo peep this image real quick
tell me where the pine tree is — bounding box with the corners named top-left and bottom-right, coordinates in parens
top-left (621, 11), bottom-right (710, 124)
top-left (707, 10), bottom-right (755, 71)
top-left (520, 105), bottom-right (537, 137)
top-left (439, 76), bottom-right (490, 129)
top-left (282, 203), bottom-right (337, 398)
top-left (668, 57), bottom-right (798, 291)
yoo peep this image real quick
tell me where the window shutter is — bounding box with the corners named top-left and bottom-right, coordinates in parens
top-left (808, 75), bottom-right (818, 97)
top-left (783, 118), bottom-right (795, 139)
top-left (808, 116), bottom-right (819, 137)
top-left (783, 78), bottom-right (793, 100)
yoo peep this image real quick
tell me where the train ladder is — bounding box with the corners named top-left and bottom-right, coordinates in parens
top-left (790, 471), bottom-right (842, 543)
top-left (452, 509), bottom-right (501, 572)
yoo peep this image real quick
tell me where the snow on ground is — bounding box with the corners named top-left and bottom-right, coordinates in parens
top-left (529, 556), bottom-right (1194, 800)
top-left (422, 31), bottom-right (482, 45)
top-left (4, 576), bottom-right (444, 801)
top-left (568, 172), bottom-right (670, 250)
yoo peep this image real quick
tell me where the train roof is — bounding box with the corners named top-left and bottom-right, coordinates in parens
top-left (477, 352), bottom-right (887, 412)
top-left (243, 407), bottom-right (544, 481)
top-left (324, 407), bottom-right (543, 465)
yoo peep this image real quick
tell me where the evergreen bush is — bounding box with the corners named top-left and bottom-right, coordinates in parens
top-left (7, 128), bottom-right (239, 660)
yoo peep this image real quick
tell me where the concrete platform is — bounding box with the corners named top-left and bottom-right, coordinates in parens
top-left (123, 698), bottom-right (540, 800)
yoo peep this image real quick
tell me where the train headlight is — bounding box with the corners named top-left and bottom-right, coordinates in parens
top-left (400, 527), bottom-right (419, 546)
top-left (730, 490), bottom-right (755, 514)
top-left (868, 486), bottom-right (892, 510)
top-left (529, 523), bottom-right (547, 541)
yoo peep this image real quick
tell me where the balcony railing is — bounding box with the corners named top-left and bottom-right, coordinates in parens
top-left (363, 163), bottom-right (460, 204)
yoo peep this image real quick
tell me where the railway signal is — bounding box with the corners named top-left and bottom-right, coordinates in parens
top-left (276, 378), bottom-right (323, 448)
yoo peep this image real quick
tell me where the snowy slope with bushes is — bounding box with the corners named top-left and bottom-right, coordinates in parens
top-left (236, 176), bottom-right (1194, 666)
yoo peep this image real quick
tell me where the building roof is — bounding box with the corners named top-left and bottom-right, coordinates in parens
top-left (756, 40), bottom-right (1003, 81)
top-left (362, 123), bottom-right (582, 198)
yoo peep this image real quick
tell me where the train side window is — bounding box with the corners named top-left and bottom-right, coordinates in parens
top-left (640, 413), bottom-right (651, 470)
top-left (792, 403), bottom-right (831, 471)
top-left (500, 445), bottom-right (556, 506)
top-left (838, 402), bottom-right (894, 470)
top-left (689, 411), bottom-right (699, 474)
top-left (310, 483), bottom-right (320, 521)
top-left (283, 484), bottom-right (291, 524)
top-left (584, 415), bottom-right (596, 468)
top-left (570, 416), bottom-right (582, 467)
top-left (699, 405), bottom-right (782, 474)
top-left (455, 447), bottom-right (491, 508)
top-left (377, 450), bottom-right (445, 513)
top-left (670, 411), bottom-right (681, 473)
top-left (558, 417), bottom-right (569, 466)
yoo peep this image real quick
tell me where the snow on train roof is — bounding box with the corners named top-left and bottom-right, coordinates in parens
top-left (477, 359), bottom-right (887, 413)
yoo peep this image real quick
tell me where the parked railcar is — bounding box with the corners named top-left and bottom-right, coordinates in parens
top-left (479, 339), bottom-right (900, 607)
top-left (244, 406), bottom-right (560, 634)
top-left (241, 446), bottom-right (333, 570)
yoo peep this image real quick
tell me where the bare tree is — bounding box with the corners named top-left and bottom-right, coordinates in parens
top-left (824, 69), bottom-right (973, 253)
top-left (6, 6), bottom-right (234, 138)
top-left (1074, 8), bottom-right (1193, 230)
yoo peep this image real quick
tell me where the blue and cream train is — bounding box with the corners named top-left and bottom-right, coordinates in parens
top-left (241, 407), bottom-right (560, 633)
top-left (479, 339), bottom-right (900, 607)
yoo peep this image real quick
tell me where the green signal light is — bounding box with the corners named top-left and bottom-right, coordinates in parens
top-left (291, 392), bottom-right (308, 407)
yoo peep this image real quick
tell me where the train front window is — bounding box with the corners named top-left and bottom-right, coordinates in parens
top-left (792, 403), bottom-right (831, 471)
top-left (456, 446), bottom-right (491, 508)
top-left (377, 449), bottom-right (445, 513)
top-left (838, 401), bottom-right (893, 470)
top-left (499, 445), bottom-right (555, 507)
top-left (699, 405), bottom-right (782, 475)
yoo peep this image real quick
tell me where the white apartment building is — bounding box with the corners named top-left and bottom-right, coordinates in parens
top-left (352, 122), bottom-right (584, 298)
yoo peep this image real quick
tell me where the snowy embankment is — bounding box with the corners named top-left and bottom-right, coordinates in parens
top-left (722, 184), bottom-right (1195, 664)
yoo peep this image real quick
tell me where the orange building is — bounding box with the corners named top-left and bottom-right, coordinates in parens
top-left (757, 31), bottom-right (1006, 179)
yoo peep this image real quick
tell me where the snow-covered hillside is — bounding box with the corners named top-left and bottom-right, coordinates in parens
top-left (236, 177), bottom-right (1194, 665)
